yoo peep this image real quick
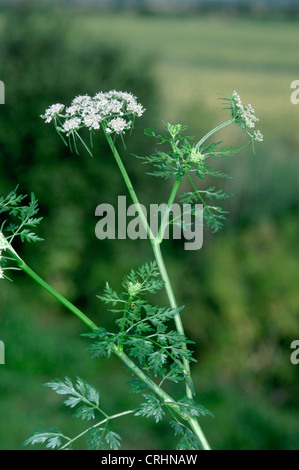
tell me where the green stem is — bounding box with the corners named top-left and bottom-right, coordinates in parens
top-left (104, 126), bottom-right (155, 241)
top-left (186, 173), bottom-right (214, 220)
top-left (151, 240), bottom-right (193, 392)
top-left (103, 132), bottom-right (193, 397)
top-left (115, 348), bottom-right (211, 450)
top-left (157, 178), bottom-right (181, 243)
top-left (195, 119), bottom-right (234, 149)
top-left (6, 247), bottom-right (99, 332)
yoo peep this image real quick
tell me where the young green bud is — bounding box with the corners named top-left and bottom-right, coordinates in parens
top-left (127, 281), bottom-right (142, 297)
top-left (189, 147), bottom-right (204, 164)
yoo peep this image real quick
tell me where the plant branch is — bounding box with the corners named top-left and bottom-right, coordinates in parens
top-left (6, 247), bottom-right (98, 332)
top-left (59, 409), bottom-right (134, 450)
top-left (157, 178), bottom-right (181, 243)
top-left (195, 119), bottom-right (234, 149)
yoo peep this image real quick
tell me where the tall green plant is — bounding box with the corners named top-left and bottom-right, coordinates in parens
top-left (0, 90), bottom-right (262, 450)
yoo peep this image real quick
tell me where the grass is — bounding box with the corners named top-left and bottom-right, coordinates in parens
top-left (66, 12), bottom-right (298, 134)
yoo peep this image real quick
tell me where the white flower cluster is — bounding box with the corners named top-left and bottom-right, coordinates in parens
top-left (0, 232), bottom-right (9, 253)
top-left (41, 90), bottom-right (145, 136)
top-left (252, 130), bottom-right (263, 142)
top-left (0, 232), bottom-right (9, 280)
top-left (43, 103), bottom-right (65, 124)
top-left (231, 91), bottom-right (263, 141)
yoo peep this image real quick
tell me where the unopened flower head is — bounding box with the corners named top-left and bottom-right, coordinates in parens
top-left (41, 90), bottom-right (145, 137)
top-left (127, 281), bottom-right (142, 297)
top-left (189, 147), bottom-right (204, 164)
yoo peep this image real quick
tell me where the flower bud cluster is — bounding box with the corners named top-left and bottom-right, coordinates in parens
top-left (231, 91), bottom-right (263, 141)
top-left (127, 281), bottom-right (142, 297)
top-left (189, 147), bottom-right (205, 164)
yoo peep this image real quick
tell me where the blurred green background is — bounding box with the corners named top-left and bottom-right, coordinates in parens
top-left (0, 0), bottom-right (298, 450)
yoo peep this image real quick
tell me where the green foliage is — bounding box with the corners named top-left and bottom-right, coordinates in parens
top-left (177, 397), bottom-right (214, 419)
top-left (141, 123), bottom-right (245, 183)
top-left (86, 262), bottom-right (194, 386)
top-left (23, 427), bottom-right (68, 450)
top-left (81, 262), bottom-right (213, 448)
top-left (44, 377), bottom-right (100, 421)
top-left (122, 262), bottom-right (165, 295)
top-left (87, 428), bottom-right (121, 451)
top-left (0, 188), bottom-right (43, 244)
top-left (138, 122), bottom-right (251, 233)
top-left (170, 421), bottom-right (201, 450)
top-left (140, 124), bottom-right (194, 180)
top-left (24, 376), bottom-right (122, 450)
top-left (23, 260), bottom-right (213, 450)
top-left (135, 394), bottom-right (165, 423)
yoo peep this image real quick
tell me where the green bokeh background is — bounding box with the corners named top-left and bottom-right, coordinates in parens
top-left (0, 0), bottom-right (298, 450)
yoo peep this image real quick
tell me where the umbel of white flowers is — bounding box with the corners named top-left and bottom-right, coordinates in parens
top-left (231, 90), bottom-right (263, 141)
top-left (41, 90), bottom-right (145, 136)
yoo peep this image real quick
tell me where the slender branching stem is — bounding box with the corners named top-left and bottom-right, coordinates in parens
top-left (59, 409), bottom-right (135, 450)
top-left (195, 119), bottom-right (234, 149)
top-left (186, 173), bottom-right (215, 221)
top-left (6, 247), bottom-right (98, 332)
top-left (157, 177), bottom-right (181, 243)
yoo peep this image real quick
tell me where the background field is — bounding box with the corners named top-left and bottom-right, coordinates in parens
top-left (0, 2), bottom-right (298, 450)
top-left (74, 13), bottom-right (298, 126)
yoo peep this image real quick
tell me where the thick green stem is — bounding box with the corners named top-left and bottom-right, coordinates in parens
top-left (104, 133), bottom-right (193, 397)
top-left (115, 348), bottom-right (211, 450)
top-left (151, 240), bottom-right (193, 395)
top-left (104, 127), bottom-right (155, 241)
